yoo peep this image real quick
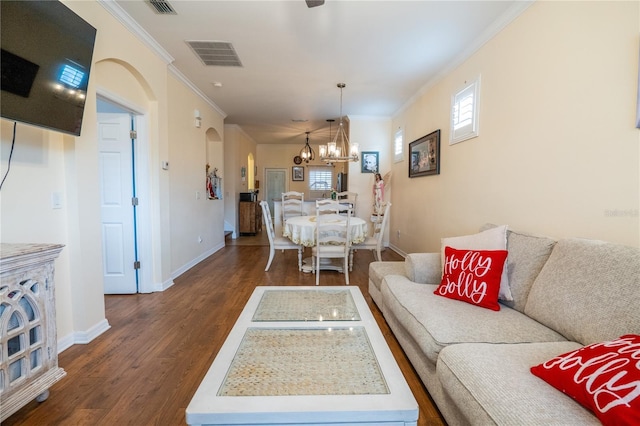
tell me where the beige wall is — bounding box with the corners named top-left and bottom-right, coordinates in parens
top-left (348, 116), bottom-right (392, 222)
top-left (224, 125), bottom-right (257, 236)
top-left (0, 0), bottom-right (226, 349)
top-left (256, 144), bottom-right (340, 197)
top-left (255, 117), bottom-right (392, 221)
top-left (389, 0), bottom-right (639, 254)
top-left (2, 0), bottom-right (637, 351)
top-left (167, 74), bottom-right (225, 276)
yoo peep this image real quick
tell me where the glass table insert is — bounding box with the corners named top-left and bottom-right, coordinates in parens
top-left (252, 289), bottom-right (360, 322)
top-left (187, 287), bottom-right (418, 425)
top-left (218, 327), bottom-right (389, 396)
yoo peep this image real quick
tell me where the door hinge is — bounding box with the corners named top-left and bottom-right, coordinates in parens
top-left (134, 261), bottom-right (141, 270)
top-left (130, 130), bottom-right (137, 139)
top-left (132, 197), bottom-right (139, 206)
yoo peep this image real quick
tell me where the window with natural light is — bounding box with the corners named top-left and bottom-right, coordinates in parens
top-left (308, 167), bottom-right (333, 198)
top-left (450, 76), bottom-right (480, 144)
top-left (394, 127), bottom-right (403, 162)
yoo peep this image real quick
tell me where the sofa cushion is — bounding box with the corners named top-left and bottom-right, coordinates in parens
top-left (480, 223), bottom-right (557, 312)
top-left (525, 238), bottom-right (640, 346)
top-left (441, 225), bottom-right (511, 301)
top-left (404, 252), bottom-right (441, 284)
top-left (368, 261), bottom-right (405, 307)
top-left (435, 247), bottom-right (508, 311)
top-left (437, 341), bottom-right (600, 425)
top-left (382, 276), bottom-right (567, 364)
top-left (530, 334), bottom-right (640, 426)
top-left (501, 230), bottom-right (556, 312)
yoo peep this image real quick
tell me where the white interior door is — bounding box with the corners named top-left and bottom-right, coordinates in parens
top-left (265, 168), bottom-right (286, 217)
top-left (98, 110), bottom-right (138, 294)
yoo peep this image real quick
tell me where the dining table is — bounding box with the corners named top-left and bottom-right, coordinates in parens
top-left (283, 214), bottom-right (368, 273)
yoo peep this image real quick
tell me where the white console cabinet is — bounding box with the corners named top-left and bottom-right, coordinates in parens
top-left (0, 243), bottom-right (66, 422)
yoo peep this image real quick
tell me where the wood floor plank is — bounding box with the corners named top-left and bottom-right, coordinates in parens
top-left (3, 236), bottom-right (445, 426)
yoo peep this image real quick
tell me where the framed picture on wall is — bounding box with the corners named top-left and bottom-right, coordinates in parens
top-left (409, 130), bottom-right (440, 178)
top-left (292, 166), bottom-right (304, 181)
top-left (361, 151), bottom-right (379, 173)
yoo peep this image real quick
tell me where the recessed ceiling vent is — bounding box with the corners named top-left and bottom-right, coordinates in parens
top-left (186, 41), bottom-right (243, 67)
top-left (146, 0), bottom-right (176, 15)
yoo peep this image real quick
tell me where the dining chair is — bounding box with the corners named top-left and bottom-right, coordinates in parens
top-left (350, 202), bottom-right (391, 269)
top-left (312, 202), bottom-right (352, 285)
top-left (315, 198), bottom-right (341, 215)
top-left (336, 191), bottom-right (357, 216)
top-left (281, 191), bottom-right (304, 225)
top-left (260, 201), bottom-right (303, 271)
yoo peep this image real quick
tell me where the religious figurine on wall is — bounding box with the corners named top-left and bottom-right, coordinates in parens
top-left (206, 164), bottom-right (219, 199)
top-left (373, 171), bottom-right (392, 214)
top-left (373, 172), bottom-right (384, 214)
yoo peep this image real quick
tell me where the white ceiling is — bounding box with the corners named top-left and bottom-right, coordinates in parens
top-left (108, 0), bottom-right (531, 144)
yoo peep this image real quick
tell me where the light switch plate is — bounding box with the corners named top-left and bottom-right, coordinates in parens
top-left (51, 192), bottom-right (62, 209)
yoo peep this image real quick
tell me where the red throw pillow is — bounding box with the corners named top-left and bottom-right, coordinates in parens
top-left (531, 335), bottom-right (640, 425)
top-left (433, 247), bottom-right (508, 311)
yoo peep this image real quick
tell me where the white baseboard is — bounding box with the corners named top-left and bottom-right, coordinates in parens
top-left (155, 278), bottom-right (174, 292)
top-left (57, 244), bottom-right (227, 354)
top-left (170, 242), bottom-right (225, 281)
top-left (58, 318), bottom-right (111, 354)
top-left (388, 243), bottom-right (407, 258)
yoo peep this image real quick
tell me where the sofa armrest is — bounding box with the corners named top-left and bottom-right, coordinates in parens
top-left (404, 253), bottom-right (441, 284)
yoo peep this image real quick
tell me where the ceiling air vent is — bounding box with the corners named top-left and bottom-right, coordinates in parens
top-left (186, 41), bottom-right (243, 67)
top-left (147, 0), bottom-right (176, 15)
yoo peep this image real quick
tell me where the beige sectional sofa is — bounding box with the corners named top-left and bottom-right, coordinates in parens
top-left (369, 226), bottom-right (640, 425)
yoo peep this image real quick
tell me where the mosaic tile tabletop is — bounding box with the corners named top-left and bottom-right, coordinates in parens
top-left (252, 289), bottom-right (360, 321)
top-left (218, 327), bottom-right (389, 396)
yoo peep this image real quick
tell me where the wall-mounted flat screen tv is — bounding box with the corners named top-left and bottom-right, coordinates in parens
top-left (1, 1), bottom-right (97, 136)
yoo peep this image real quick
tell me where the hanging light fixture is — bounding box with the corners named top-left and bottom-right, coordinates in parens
top-left (326, 118), bottom-right (335, 146)
top-left (319, 83), bottom-right (359, 164)
top-left (299, 131), bottom-right (315, 163)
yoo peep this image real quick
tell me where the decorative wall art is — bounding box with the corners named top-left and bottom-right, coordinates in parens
top-left (292, 166), bottom-right (304, 181)
top-left (361, 151), bottom-right (379, 173)
top-left (409, 130), bottom-right (440, 178)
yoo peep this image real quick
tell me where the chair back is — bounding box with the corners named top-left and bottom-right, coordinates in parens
top-left (315, 205), bottom-right (351, 252)
top-left (315, 198), bottom-right (341, 216)
top-left (336, 191), bottom-right (357, 215)
top-left (282, 191), bottom-right (304, 223)
top-left (372, 202), bottom-right (391, 244)
top-left (259, 201), bottom-right (276, 244)
top-left (314, 202), bottom-right (352, 285)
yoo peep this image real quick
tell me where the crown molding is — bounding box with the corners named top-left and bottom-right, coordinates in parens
top-left (98, 0), bottom-right (174, 64)
top-left (98, 0), bottom-right (226, 118)
top-left (225, 124), bottom-right (257, 144)
top-left (394, 0), bottom-right (535, 118)
top-left (168, 66), bottom-right (227, 118)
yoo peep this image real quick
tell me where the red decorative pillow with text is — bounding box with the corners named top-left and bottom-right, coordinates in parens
top-left (433, 247), bottom-right (508, 311)
top-left (530, 335), bottom-right (640, 425)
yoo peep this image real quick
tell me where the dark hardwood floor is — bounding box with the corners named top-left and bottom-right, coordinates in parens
top-left (4, 232), bottom-right (445, 425)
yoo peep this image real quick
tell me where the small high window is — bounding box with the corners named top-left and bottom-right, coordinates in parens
top-left (394, 127), bottom-right (403, 162)
top-left (450, 76), bottom-right (480, 144)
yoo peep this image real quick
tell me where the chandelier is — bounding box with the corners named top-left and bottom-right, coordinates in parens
top-left (299, 131), bottom-right (315, 163)
top-left (319, 83), bottom-right (359, 163)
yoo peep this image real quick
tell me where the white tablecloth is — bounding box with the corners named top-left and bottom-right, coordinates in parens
top-left (283, 215), bottom-right (368, 248)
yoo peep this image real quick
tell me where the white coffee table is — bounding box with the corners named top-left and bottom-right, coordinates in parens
top-left (186, 286), bottom-right (418, 426)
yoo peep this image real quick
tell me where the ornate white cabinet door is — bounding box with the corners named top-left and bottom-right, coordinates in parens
top-left (0, 243), bottom-right (66, 422)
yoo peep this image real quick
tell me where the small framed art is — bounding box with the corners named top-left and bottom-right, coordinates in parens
top-left (409, 129), bottom-right (440, 178)
top-left (292, 166), bottom-right (304, 181)
top-left (361, 151), bottom-right (379, 173)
